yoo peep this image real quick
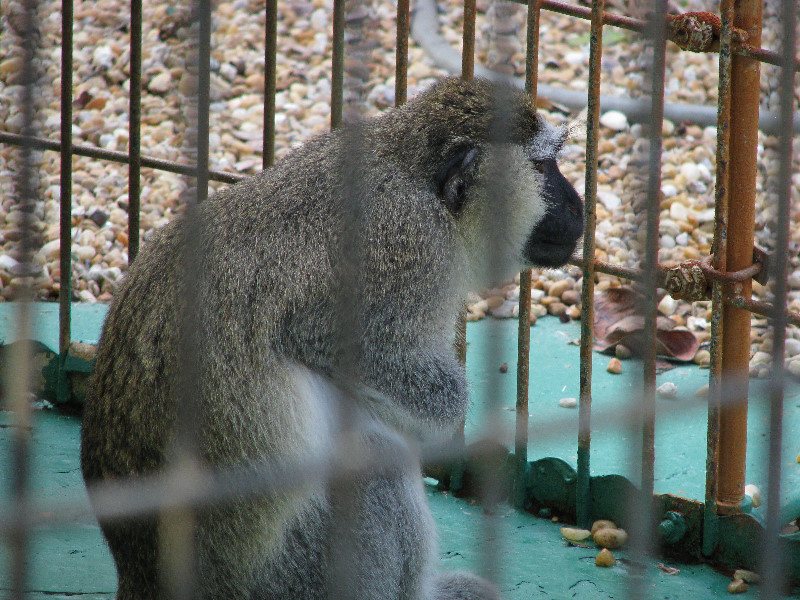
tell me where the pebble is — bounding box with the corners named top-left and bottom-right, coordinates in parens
top-left (787, 359), bottom-right (800, 378)
top-left (606, 358), bottom-right (622, 374)
top-left (595, 548), bottom-right (616, 567)
top-left (693, 349), bottom-right (711, 366)
top-left (615, 345), bottom-right (631, 360)
top-left (599, 110), bottom-right (628, 131)
top-left (785, 338), bottom-right (800, 357)
top-left (743, 485), bottom-right (761, 509)
top-left (147, 71), bottom-right (172, 94)
top-left (656, 382), bottom-right (678, 399)
top-left (727, 579), bottom-right (748, 594)
top-left (597, 191), bottom-right (622, 211)
top-left (548, 279), bottom-right (570, 299)
top-left (559, 397), bottom-right (577, 408)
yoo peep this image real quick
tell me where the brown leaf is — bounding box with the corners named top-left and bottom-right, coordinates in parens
top-left (593, 287), bottom-right (699, 369)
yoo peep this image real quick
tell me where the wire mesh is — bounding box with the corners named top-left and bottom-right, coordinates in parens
top-left (0, 0), bottom-right (798, 597)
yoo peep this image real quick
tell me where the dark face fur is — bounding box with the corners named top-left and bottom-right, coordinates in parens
top-left (523, 157), bottom-right (584, 267)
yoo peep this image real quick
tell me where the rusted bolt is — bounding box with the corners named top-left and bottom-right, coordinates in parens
top-left (658, 511), bottom-right (687, 544)
top-left (666, 11), bottom-right (748, 52)
top-left (663, 260), bottom-right (709, 301)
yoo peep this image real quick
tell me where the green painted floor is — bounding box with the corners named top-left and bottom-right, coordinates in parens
top-left (1, 303), bottom-right (799, 598)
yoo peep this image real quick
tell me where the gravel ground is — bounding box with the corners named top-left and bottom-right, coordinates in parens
top-left (0, 0), bottom-right (799, 375)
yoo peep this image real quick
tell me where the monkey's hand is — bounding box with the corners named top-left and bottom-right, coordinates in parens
top-left (356, 351), bottom-right (469, 443)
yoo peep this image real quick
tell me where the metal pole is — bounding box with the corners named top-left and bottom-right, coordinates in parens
top-left (576, 0), bottom-right (605, 530)
top-left (395, 0), bottom-right (410, 107)
top-left (263, 0), bottom-right (278, 168)
top-left (513, 0), bottom-right (542, 510)
top-left (704, 0), bottom-right (734, 555)
top-left (128, 0), bottom-right (142, 263)
top-left (760, 0), bottom-right (796, 595)
top-left (330, 0), bottom-right (345, 129)
top-left (715, 0), bottom-right (762, 514)
top-left (58, 0), bottom-right (74, 403)
top-left (462, 0), bottom-right (476, 81)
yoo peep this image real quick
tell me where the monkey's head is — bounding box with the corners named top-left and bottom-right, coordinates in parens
top-left (389, 77), bottom-right (584, 285)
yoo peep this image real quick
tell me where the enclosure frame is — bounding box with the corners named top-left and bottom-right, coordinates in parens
top-left (1, 0), bottom-right (799, 596)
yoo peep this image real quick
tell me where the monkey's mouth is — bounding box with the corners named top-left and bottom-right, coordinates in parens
top-left (523, 238), bottom-right (581, 268)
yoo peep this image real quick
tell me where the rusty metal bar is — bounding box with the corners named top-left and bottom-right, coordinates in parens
top-left (640, 0), bottom-right (668, 515)
top-left (508, 0), bottom-right (799, 71)
top-left (0, 132), bottom-right (246, 184)
top-left (726, 296), bottom-right (800, 329)
top-left (760, 1), bottom-right (796, 595)
top-left (395, 0), bottom-right (410, 106)
top-left (263, 0), bottom-right (278, 168)
top-left (461, 0), bottom-right (476, 81)
top-left (576, 0), bottom-right (605, 530)
top-left (513, 0), bottom-right (542, 510)
top-left (330, 0), bottom-right (345, 129)
top-left (58, 0), bottom-right (74, 387)
top-left (715, 0), bottom-right (761, 514)
top-left (567, 256), bottom-right (762, 290)
top-left (128, 0), bottom-right (142, 263)
top-left (704, 0), bottom-right (734, 555)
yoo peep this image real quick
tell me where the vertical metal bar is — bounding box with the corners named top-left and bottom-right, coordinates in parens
top-left (576, 0), bottom-right (604, 530)
top-left (7, 1), bottom-right (40, 596)
top-left (128, 0), bottom-right (142, 262)
top-left (704, 0), bottom-right (734, 556)
top-left (716, 0), bottom-right (762, 513)
top-left (159, 0), bottom-right (213, 595)
top-left (461, 0), bottom-right (476, 81)
top-left (330, 0), bottom-right (346, 129)
top-left (524, 0), bottom-right (541, 97)
top-left (394, 0), bottom-right (409, 107)
top-left (760, 2), bottom-right (796, 596)
top-left (194, 0), bottom-right (211, 204)
top-left (451, 0), bottom-right (477, 489)
top-left (58, 0), bottom-right (74, 400)
top-left (639, 0), bottom-right (667, 517)
top-left (513, 0), bottom-right (542, 509)
top-left (627, 5), bottom-right (667, 599)
top-left (263, 0), bottom-right (278, 168)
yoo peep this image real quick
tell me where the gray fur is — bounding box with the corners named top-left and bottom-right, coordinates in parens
top-left (80, 77), bottom-right (582, 599)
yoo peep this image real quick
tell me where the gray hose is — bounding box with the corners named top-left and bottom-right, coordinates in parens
top-left (411, 0), bottom-right (800, 135)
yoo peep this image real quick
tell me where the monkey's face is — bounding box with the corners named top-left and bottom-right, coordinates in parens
top-left (521, 126), bottom-right (584, 268)
top-left (440, 122), bottom-right (583, 285)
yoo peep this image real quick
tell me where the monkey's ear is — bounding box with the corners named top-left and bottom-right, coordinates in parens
top-left (436, 146), bottom-right (478, 214)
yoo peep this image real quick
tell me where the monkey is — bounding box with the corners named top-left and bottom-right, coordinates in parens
top-left (80, 76), bottom-right (584, 600)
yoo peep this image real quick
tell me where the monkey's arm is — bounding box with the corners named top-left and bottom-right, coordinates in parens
top-left (356, 347), bottom-right (469, 442)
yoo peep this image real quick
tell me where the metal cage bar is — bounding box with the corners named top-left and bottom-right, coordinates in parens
top-left (128, 0), bottom-right (143, 263)
top-left (513, 0), bottom-right (542, 510)
top-left (576, 0), bottom-right (605, 530)
top-left (704, 0), bottom-right (734, 556)
top-left (1, 0), bottom-right (799, 595)
top-left (395, 0), bottom-right (410, 107)
top-left (760, 0), bottom-right (798, 595)
top-left (263, 0), bottom-right (278, 168)
top-left (58, 0), bottom-right (74, 394)
top-left (715, 0), bottom-right (762, 514)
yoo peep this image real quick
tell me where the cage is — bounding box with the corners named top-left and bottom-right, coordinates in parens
top-left (1, 0), bottom-right (799, 598)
